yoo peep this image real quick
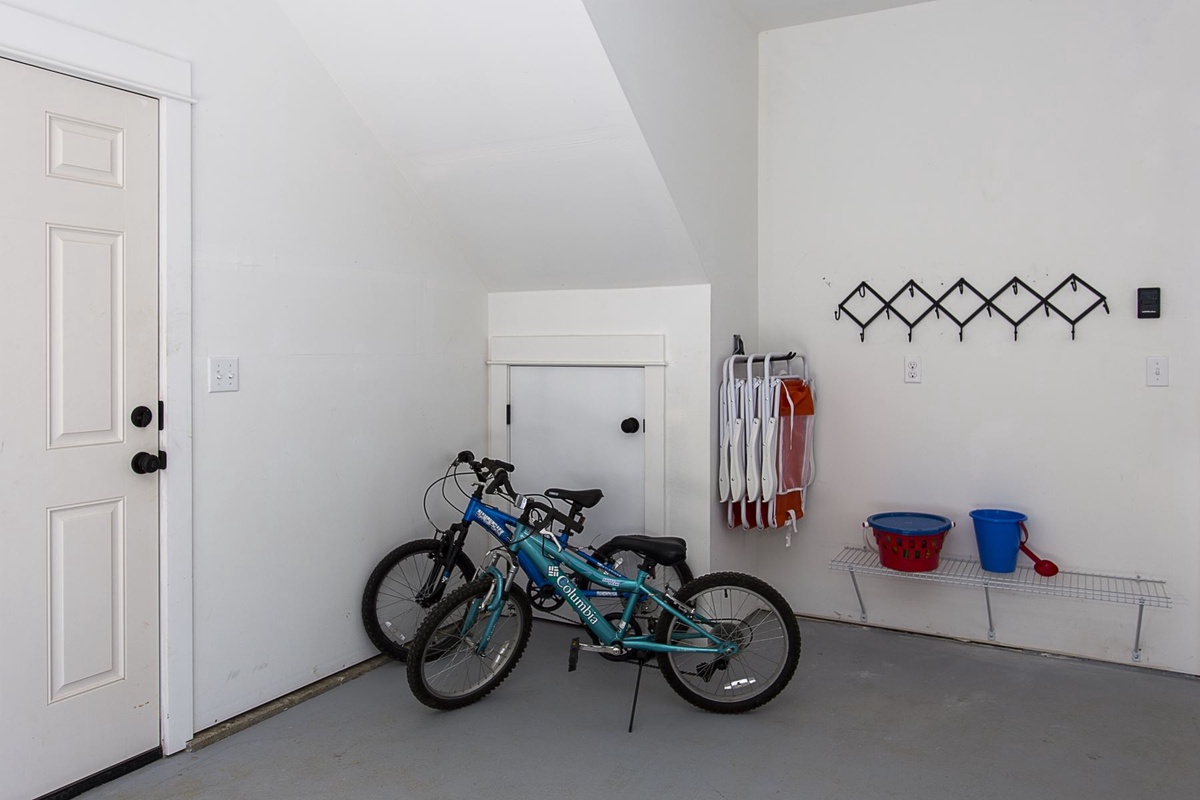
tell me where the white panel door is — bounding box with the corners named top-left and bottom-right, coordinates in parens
top-left (0, 58), bottom-right (160, 800)
top-left (508, 366), bottom-right (645, 541)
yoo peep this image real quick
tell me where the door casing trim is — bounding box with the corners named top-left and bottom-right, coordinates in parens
top-left (0, 5), bottom-right (195, 755)
top-left (487, 335), bottom-right (666, 537)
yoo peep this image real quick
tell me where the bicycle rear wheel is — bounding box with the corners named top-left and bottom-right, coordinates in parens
top-left (655, 572), bottom-right (800, 713)
top-left (361, 539), bottom-right (475, 661)
top-left (407, 579), bottom-right (532, 710)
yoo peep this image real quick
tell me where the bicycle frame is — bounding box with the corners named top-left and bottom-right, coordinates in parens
top-left (415, 492), bottom-right (615, 607)
top-left (463, 495), bottom-right (732, 658)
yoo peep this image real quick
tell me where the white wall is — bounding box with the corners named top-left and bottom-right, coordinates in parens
top-left (583, 1), bottom-right (761, 572)
top-left (3, 0), bottom-right (488, 727)
top-left (759, 0), bottom-right (1200, 674)
top-left (489, 286), bottom-right (712, 572)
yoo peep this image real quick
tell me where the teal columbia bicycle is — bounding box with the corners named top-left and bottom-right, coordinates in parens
top-left (406, 455), bottom-right (801, 713)
top-left (361, 453), bottom-right (693, 662)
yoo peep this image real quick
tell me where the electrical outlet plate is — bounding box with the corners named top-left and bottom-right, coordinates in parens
top-left (904, 356), bottom-right (922, 384)
top-left (208, 357), bottom-right (239, 392)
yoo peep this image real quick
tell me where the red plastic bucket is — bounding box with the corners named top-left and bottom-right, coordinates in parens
top-left (867, 512), bottom-right (953, 572)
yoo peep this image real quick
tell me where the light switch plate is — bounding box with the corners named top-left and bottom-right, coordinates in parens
top-left (208, 357), bottom-right (239, 392)
top-left (1146, 356), bottom-right (1168, 387)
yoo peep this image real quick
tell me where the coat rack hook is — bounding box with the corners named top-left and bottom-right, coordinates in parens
top-left (1071, 278), bottom-right (1078, 291)
top-left (858, 284), bottom-right (867, 298)
top-left (1012, 280), bottom-right (1019, 295)
top-left (834, 308), bottom-right (841, 321)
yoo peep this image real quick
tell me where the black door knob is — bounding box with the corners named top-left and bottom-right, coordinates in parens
top-left (131, 406), bottom-right (153, 428)
top-left (131, 452), bottom-right (161, 474)
top-left (620, 417), bottom-right (641, 434)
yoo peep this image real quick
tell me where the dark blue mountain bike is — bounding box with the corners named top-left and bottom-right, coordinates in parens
top-left (361, 452), bottom-right (693, 662)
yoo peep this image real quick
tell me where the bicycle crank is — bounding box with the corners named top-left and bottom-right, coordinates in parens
top-left (569, 637), bottom-right (626, 672)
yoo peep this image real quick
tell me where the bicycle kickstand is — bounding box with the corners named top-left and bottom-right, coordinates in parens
top-left (627, 659), bottom-right (645, 734)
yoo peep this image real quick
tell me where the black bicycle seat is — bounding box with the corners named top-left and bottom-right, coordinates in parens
top-left (545, 488), bottom-right (604, 508)
top-left (604, 535), bottom-right (687, 567)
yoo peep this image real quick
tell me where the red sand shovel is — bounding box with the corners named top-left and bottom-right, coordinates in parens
top-left (1018, 521), bottom-right (1059, 577)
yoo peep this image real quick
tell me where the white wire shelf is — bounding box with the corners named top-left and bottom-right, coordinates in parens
top-left (830, 547), bottom-right (1171, 608)
top-left (829, 546), bottom-right (1171, 661)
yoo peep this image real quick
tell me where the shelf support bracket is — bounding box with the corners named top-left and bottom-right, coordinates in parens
top-left (848, 569), bottom-right (868, 623)
top-left (983, 582), bottom-right (996, 641)
top-left (1132, 599), bottom-right (1145, 662)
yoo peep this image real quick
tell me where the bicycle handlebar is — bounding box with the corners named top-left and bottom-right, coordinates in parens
top-left (454, 451), bottom-right (516, 482)
top-left (485, 468), bottom-right (516, 500)
top-left (481, 457), bottom-right (515, 474)
top-left (451, 450), bottom-right (582, 535)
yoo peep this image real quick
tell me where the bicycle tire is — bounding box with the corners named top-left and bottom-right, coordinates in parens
top-left (361, 539), bottom-right (475, 661)
top-left (407, 578), bottom-right (532, 710)
top-left (655, 572), bottom-right (800, 713)
top-left (586, 541), bottom-right (694, 629)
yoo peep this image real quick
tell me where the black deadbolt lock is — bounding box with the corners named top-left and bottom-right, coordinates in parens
top-left (131, 451), bottom-right (161, 474)
top-left (620, 417), bottom-right (641, 434)
top-left (131, 406), bottom-right (153, 428)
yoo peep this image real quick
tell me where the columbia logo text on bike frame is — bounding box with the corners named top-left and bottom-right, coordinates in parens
top-left (555, 575), bottom-right (600, 625)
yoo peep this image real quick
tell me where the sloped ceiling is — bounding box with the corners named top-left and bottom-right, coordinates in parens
top-left (275, 0), bottom-right (705, 293)
top-left (727, 0), bottom-right (935, 31)
top-left (275, 0), bottom-right (935, 294)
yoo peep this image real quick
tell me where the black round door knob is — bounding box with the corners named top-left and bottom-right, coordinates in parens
top-left (131, 452), bottom-right (161, 474)
top-left (620, 417), bottom-right (641, 434)
top-left (131, 406), bottom-right (154, 428)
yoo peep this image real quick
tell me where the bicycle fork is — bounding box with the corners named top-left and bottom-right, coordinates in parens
top-left (417, 524), bottom-right (470, 606)
top-left (466, 551), bottom-right (519, 656)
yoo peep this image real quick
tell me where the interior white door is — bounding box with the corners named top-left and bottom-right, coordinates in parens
top-left (0, 58), bottom-right (160, 800)
top-left (508, 366), bottom-right (645, 543)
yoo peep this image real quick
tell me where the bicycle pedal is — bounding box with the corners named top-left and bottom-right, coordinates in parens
top-left (568, 637), bottom-right (580, 672)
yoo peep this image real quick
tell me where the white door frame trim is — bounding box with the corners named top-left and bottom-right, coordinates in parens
top-left (0, 4), bottom-right (196, 755)
top-left (487, 335), bottom-right (666, 537)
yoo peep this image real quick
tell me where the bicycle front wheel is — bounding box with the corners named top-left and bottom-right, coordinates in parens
top-left (407, 579), bottom-right (532, 710)
top-left (655, 572), bottom-right (800, 713)
top-left (361, 539), bottom-right (475, 661)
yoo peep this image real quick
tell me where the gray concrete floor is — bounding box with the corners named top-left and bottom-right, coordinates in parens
top-left (82, 619), bottom-right (1199, 800)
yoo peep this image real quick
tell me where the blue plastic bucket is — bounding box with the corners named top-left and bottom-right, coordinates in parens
top-left (969, 509), bottom-right (1027, 573)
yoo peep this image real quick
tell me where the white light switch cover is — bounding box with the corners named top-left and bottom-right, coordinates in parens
top-left (1146, 356), bottom-right (1168, 387)
top-left (208, 357), bottom-right (239, 392)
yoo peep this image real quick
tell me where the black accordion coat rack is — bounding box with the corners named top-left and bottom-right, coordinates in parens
top-left (835, 274), bottom-right (1109, 342)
